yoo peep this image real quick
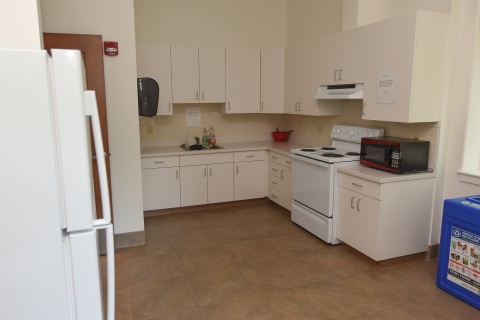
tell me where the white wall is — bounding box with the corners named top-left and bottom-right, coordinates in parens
top-left (0, 0), bottom-right (43, 49)
top-left (430, 0), bottom-right (480, 244)
top-left (134, 0), bottom-right (287, 48)
top-left (286, 0), bottom-right (343, 45)
top-left (376, 0), bottom-right (451, 21)
top-left (41, 0), bottom-right (144, 235)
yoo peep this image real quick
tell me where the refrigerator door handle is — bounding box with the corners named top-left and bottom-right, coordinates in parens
top-left (84, 91), bottom-right (112, 227)
top-left (93, 223), bottom-right (115, 320)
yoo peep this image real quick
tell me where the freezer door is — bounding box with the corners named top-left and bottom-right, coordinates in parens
top-left (68, 229), bottom-right (103, 320)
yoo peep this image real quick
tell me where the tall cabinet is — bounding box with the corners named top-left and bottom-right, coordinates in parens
top-left (261, 48), bottom-right (285, 113)
top-left (136, 44), bottom-right (173, 115)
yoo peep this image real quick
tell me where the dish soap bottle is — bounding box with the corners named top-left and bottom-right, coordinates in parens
top-left (209, 126), bottom-right (216, 146)
top-left (202, 128), bottom-right (208, 147)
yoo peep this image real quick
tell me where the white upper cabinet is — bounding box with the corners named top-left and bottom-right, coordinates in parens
top-left (221, 47), bottom-right (261, 114)
top-left (171, 45), bottom-right (200, 103)
top-left (199, 46), bottom-right (225, 103)
top-left (136, 44), bottom-right (173, 115)
top-left (284, 44), bottom-right (301, 114)
top-left (261, 48), bottom-right (284, 113)
top-left (318, 26), bottom-right (366, 86)
top-left (363, 11), bottom-right (449, 122)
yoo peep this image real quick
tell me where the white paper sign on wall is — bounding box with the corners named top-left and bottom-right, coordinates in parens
top-left (377, 72), bottom-right (396, 104)
top-left (186, 107), bottom-right (201, 127)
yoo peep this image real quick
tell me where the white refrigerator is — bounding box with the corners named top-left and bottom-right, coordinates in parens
top-left (0, 49), bottom-right (115, 320)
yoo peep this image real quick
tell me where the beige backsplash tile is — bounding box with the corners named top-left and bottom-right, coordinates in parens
top-left (139, 100), bottom-right (439, 162)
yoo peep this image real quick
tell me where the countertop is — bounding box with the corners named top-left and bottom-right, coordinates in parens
top-left (337, 164), bottom-right (436, 183)
top-left (141, 141), bottom-right (313, 158)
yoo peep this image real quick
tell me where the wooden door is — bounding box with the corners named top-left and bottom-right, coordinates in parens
top-left (261, 48), bottom-right (284, 114)
top-left (284, 44), bottom-right (301, 114)
top-left (340, 25), bottom-right (367, 84)
top-left (336, 187), bottom-right (357, 247)
top-left (207, 163), bottom-right (234, 204)
top-left (171, 45), bottom-right (200, 103)
top-left (234, 161), bottom-right (265, 201)
top-left (355, 194), bottom-right (382, 260)
top-left (317, 32), bottom-right (341, 86)
top-left (43, 33), bottom-right (111, 220)
top-left (199, 46), bottom-right (226, 103)
top-left (180, 165), bottom-right (208, 207)
top-left (141, 167), bottom-right (180, 210)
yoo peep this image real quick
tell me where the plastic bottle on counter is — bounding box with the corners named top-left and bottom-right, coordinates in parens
top-left (209, 126), bottom-right (216, 146)
top-left (202, 128), bottom-right (208, 147)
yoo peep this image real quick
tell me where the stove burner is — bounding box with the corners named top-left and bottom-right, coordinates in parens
top-left (321, 147), bottom-right (336, 150)
top-left (321, 153), bottom-right (345, 158)
top-left (345, 152), bottom-right (360, 156)
top-left (300, 148), bottom-right (317, 152)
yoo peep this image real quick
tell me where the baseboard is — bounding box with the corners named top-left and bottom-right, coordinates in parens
top-left (341, 243), bottom-right (427, 269)
top-left (114, 230), bottom-right (145, 249)
top-left (143, 198), bottom-right (270, 218)
top-left (426, 243), bottom-right (439, 260)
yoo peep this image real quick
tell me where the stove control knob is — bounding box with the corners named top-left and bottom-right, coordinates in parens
top-left (335, 129), bottom-right (341, 134)
top-left (349, 130), bottom-right (355, 137)
top-left (331, 129), bottom-right (336, 134)
top-left (368, 133), bottom-right (374, 137)
top-left (363, 133), bottom-right (368, 137)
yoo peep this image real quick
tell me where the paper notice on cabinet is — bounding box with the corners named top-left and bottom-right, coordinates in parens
top-left (376, 72), bottom-right (396, 104)
top-left (186, 107), bottom-right (201, 127)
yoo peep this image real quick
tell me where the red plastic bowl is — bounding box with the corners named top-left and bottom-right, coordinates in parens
top-left (272, 131), bottom-right (290, 142)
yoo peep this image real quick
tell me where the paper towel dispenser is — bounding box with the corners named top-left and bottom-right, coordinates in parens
top-left (137, 77), bottom-right (159, 117)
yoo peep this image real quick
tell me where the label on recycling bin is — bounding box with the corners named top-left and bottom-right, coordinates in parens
top-left (447, 226), bottom-right (480, 295)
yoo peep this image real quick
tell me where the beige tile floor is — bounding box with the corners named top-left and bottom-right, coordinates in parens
top-left (101, 202), bottom-right (480, 320)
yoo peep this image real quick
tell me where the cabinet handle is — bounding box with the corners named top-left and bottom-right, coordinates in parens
top-left (210, 167), bottom-right (212, 176)
top-left (334, 69), bottom-right (338, 81)
top-left (286, 161), bottom-right (292, 164)
top-left (246, 155), bottom-right (254, 158)
top-left (176, 170), bottom-right (178, 180)
top-left (204, 168), bottom-right (206, 177)
top-left (357, 198), bottom-right (361, 211)
top-left (196, 91), bottom-right (199, 100)
top-left (202, 91), bottom-right (204, 100)
top-left (272, 181), bottom-right (278, 185)
top-left (155, 161), bottom-right (164, 164)
top-left (363, 103), bottom-right (366, 116)
top-left (295, 102), bottom-right (298, 111)
top-left (352, 182), bottom-right (363, 188)
top-left (281, 169), bottom-right (284, 179)
top-left (272, 168), bottom-right (278, 172)
top-left (339, 69), bottom-right (342, 81)
top-left (272, 156), bottom-right (278, 159)
top-left (271, 194), bottom-right (277, 198)
top-left (261, 102), bottom-right (264, 111)
top-left (228, 102), bottom-right (231, 111)
top-left (298, 102), bottom-right (301, 112)
top-left (169, 103), bottom-right (171, 112)
top-left (236, 166), bottom-right (238, 174)
top-left (351, 196), bottom-right (355, 209)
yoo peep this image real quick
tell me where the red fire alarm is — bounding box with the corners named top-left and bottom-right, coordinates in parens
top-left (104, 41), bottom-right (118, 56)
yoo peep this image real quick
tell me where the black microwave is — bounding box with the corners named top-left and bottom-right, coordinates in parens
top-left (360, 136), bottom-right (430, 174)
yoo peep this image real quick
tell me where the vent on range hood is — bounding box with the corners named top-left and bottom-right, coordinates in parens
top-left (313, 83), bottom-right (363, 100)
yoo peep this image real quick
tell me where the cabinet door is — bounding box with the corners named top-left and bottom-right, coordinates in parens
top-left (355, 195), bottom-right (382, 260)
top-left (317, 33), bottom-right (341, 86)
top-left (234, 161), bottom-right (265, 201)
top-left (280, 166), bottom-right (291, 210)
top-left (336, 187), bottom-right (357, 247)
top-left (363, 13), bottom-right (417, 122)
top-left (208, 163), bottom-right (234, 204)
top-left (340, 26), bottom-right (367, 84)
top-left (199, 47), bottom-right (225, 103)
top-left (141, 167), bottom-right (180, 210)
top-left (284, 44), bottom-right (301, 114)
top-left (171, 45), bottom-right (200, 103)
top-left (136, 44), bottom-right (173, 115)
top-left (226, 48), bottom-right (260, 113)
top-left (261, 48), bottom-right (284, 113)
top-left (180, 165), bottom-right (207, 207)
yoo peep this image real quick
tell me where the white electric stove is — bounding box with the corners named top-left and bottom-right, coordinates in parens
top-left (290, 125), bottom-right (384, 244)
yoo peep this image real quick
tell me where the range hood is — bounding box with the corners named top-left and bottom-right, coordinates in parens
top-left (313, 84), bottom-right (364, 99)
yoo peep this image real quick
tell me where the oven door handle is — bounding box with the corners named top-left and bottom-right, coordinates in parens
top-left (290, 154), bottom-right (330, 168)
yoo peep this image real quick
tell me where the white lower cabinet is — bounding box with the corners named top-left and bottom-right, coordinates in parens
top-left (267, 151), bottom-right (292, 210)
top-left (233, 151), bottom-right (265, 200)
top-left (207, 163), bottom-right (234, 204)
top-left (336, 171), bottom-right (434, 261)
top-left (141, 167), bottom-right (180, 211)
top-left (180, 165), bottom-right (208, 207)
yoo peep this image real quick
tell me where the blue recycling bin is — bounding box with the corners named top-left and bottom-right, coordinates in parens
top-left (437, 195), bottom-right (480, 310)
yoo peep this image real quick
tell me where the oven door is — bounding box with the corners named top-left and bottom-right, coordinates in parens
top-left (360, 143), bottom-right (393, 168)
top-left (291, 154), bottom-right (334, 217)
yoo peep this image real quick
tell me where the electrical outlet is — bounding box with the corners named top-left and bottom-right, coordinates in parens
top-left (318, 125), bottom-right (323, 134)
top-left (413, 134), bottom-right (422, 140)
top-left (147, 125), bottom-right (154, 134)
